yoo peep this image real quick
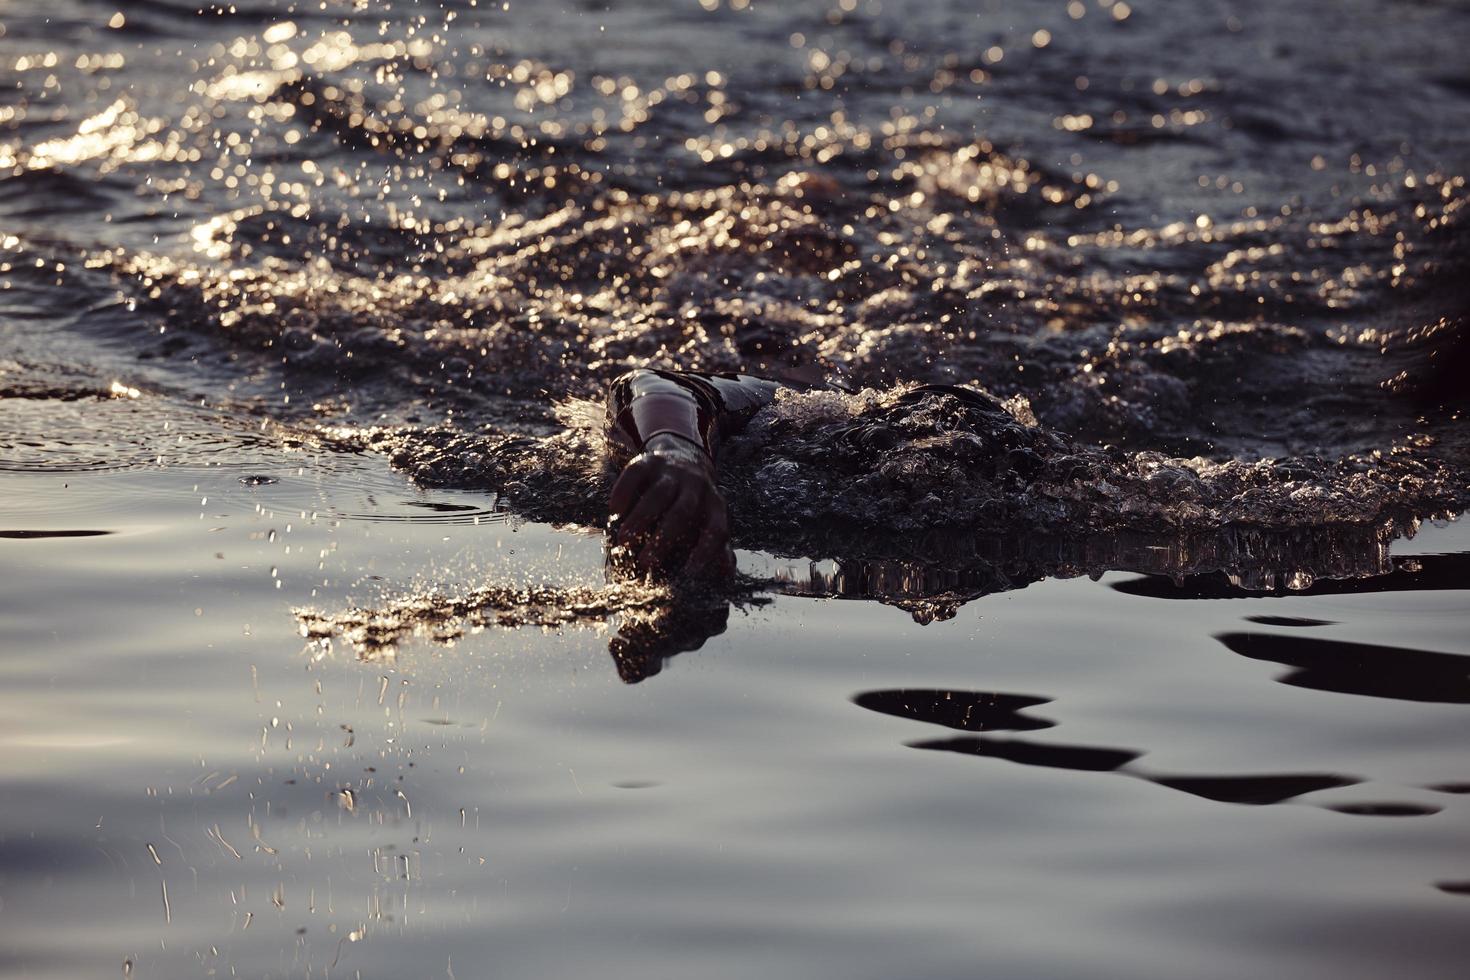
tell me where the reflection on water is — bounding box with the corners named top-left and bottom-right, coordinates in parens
top-left (1243, 616), bottom-right (1338, 628)
top-left (299, 517), bottom-right (1455, 682)
top-left (853, 685), bottom-right (1367, 807)
top-left (1144, 773), bottom-right (1361, 807)
top-left (298, 569), bottom-right (756, 683)
top-left (1427, 783), bottom-right (1470, 795)
top-left (852, 689), bottom-right (1056, 733)
top-left (4, 459), bottom-right (1470, 979)
top-left (910, 734), bottom-right (1142, 772)
top-left (0, 529), bottom-right (113, 539)
top-left (1114, 553), bottom-right (1470, 600)
top-left (1327, 803), bottom-right (1442, 818)
top-left (1217, 633), bottom-right (1470, 704)
top-left (606, 589), bottom-right (738, 684)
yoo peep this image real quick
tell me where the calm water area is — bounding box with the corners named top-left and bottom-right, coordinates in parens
top-left (3, 0), bottom-right (1470, 975)
top-left (3, 454), bottom-right (1469, 978)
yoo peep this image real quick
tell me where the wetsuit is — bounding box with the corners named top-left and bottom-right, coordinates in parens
top-left (605, 369), bottom-right (781, 464)
top-left (606, 368), bottom-right (1014, 465)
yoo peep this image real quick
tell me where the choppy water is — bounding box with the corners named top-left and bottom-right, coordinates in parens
top-left (3, 0), bottom-right (1469, 976)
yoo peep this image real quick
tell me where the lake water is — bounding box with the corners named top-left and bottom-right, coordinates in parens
top-left (3, 452), bottom-right (1469, 978)
top-left (3, 0), bottom-right (1469, 976)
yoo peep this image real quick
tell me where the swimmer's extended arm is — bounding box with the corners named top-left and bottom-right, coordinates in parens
top-left (605, 369), bottom-right (780, 462)
top-left (605, 369), bottom-right (779, 578)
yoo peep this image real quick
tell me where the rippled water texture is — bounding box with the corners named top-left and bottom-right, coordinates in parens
top-left (2, 0), bottom-right (1467, 546)
top-left (3, 461), bottom-right (1470, 979)
top-left (2, 0), bottom-right (1469, 976)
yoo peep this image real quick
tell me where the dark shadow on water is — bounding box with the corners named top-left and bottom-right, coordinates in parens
top-left (1326, 802), bottom-right (1442, 817)
top-left (854, 687), bottom-right (1364, 808)
top-left (1143, 773), bottom-right (1361, 806)
top-left (602, 521), bottom-right (1466, 683)
top-left (1216, 632), bottom-right (1470, 704)
top-left (298, 519), bottom-right (1467, 708)
top-left (301, 519), bottom-right (1460, 686)
top-left (1112, 554), bottom-right (1470, 601)
top-left (908, 735), bottom-right (1142, 772)
top-left (401, 500), bottom-right (483, 513)
top-left (1244, 616), bottom-right (1337, 627)
top-left (0, 529), bottom-right (114, 539)
top-left (852, 689), bottom-right (1055, 732)
top-left (904, 728), bottom-right (1370, 808)
top-left (774, 523), bottom-right (1447, 623)
top-left (607, 591), bottom-right (737, 685)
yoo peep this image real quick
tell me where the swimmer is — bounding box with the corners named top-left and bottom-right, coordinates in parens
top-left (605, 368), bottom-right (780, 579)
top-left (605, 367), bottom-right (999, 578)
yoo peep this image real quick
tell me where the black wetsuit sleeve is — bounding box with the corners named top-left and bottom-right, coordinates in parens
top-left (605, 369), bottom-right (780, 464)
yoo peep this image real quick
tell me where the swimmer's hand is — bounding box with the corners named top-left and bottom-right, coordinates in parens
top-left (607, 434), bottom-right (735, 580)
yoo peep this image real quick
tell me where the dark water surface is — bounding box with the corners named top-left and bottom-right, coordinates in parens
top-left (3, 0), bottom-right (1470, 976)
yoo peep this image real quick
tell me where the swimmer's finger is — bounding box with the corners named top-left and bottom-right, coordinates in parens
top-left (608, 458), bottom-right (656, 525)
top-left (682, 498), bottom-right (734, 579)
top-left (613, 472), bottom-right (679, 545)
top-left (635, 484), bottom-right (701, 570)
